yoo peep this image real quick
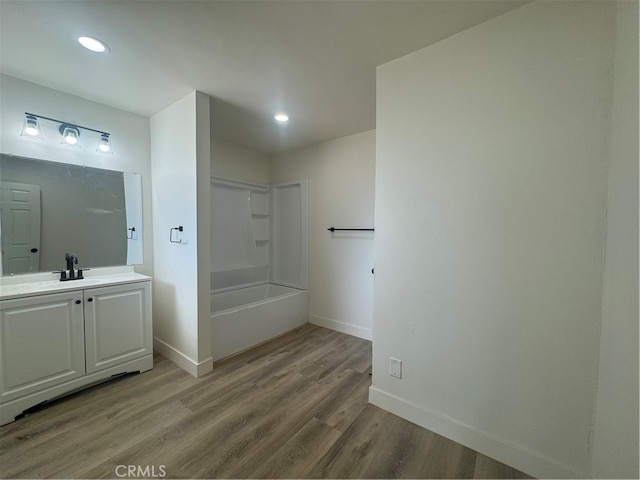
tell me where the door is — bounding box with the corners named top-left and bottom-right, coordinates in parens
top-left (0, 182), bottom-right (41, 275)
top-left (0, 291), bottom-right (85, 404)
top-left (83, 282), bottom-right (152, 374)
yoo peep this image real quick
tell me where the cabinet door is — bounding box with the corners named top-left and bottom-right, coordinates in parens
top-left (84, 282), bottom-right (152, 374)
top-left (0, 291), bottom-right (85, 403)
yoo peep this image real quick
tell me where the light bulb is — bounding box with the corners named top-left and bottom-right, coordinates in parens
top-left (78, 36), bottom-right (109, 53)
top-left (64, 131), bottom-right (78, 145)
top-left (97, 134), bottom-right (111, 153)
top-left (24, 122), bottom-right (39, 136)
top-left (21, 115), bottom-right (43, 139)
top-left (274, 113), bottom-right (289, 123)
top-left (60, 125), bottom-right (80, 146)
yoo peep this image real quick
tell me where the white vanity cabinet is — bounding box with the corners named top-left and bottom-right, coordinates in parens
top-left (0, 291), bottom-right (86, 404)
top-left (0, 274), bottom-right (152, 426)
top-left (83, 282), bottom-right (152, 374)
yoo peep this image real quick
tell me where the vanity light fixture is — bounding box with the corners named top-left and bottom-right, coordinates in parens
top-left (97, 133), bottom-right (112, 153)
top-left (60, 124), bottom-right (80, 147)
top-left (20, 114), bottom-right (44, 140)
top-left (21, 112), bottom-right (112, 154)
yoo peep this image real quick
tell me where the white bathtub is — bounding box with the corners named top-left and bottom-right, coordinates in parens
top-left (211, 284), bottom-right (308, 361)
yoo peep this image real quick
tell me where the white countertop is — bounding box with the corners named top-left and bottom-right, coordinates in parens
top-left (0, 269), bottom-right (150, 301)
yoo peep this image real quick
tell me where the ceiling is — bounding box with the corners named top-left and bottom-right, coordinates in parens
top-left (0, 0), bottom-right (527, 154)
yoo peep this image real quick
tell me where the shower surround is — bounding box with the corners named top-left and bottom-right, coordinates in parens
top-left (210, 177), bottom-right (308, 361)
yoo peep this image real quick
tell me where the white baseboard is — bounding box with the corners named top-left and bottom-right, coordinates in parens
top-left (368, 386), bottom-right (589, 479)
top-left (153, 337), bottom-right (213, 377)
top-left (310, 314), bottom-right (372, 340)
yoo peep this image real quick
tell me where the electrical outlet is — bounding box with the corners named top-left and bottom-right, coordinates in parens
top-left (389, 357), bottom-right (402, 379)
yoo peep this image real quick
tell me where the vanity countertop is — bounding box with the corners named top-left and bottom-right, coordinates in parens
top-left (0, 271), bottom-right (150, 301)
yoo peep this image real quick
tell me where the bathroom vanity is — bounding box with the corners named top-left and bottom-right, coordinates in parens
top-left (0, 269), bottom-right (152, 426)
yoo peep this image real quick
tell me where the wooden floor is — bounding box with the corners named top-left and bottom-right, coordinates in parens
top-left (0, 324), bottom-right (532, 479)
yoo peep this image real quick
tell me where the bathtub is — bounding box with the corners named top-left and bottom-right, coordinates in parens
top-left (211, 283), bottom-right (308, 361)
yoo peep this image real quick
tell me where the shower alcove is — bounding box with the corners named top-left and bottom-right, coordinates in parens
top-left (210, 177), bottom-right (308, 361)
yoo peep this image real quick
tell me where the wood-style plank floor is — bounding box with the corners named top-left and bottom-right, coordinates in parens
top-left (0, 324), bottom-right (533, 479)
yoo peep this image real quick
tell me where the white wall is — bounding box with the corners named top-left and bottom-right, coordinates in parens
top-left (271, 130), bottom-right (375, 339)
top-left (150, 91), bottom-right (212, 376)
top-left (0, 74), bottom-right (153, 275)
top-left (195, 93), bottom-right (212, 369)
top-left (372, 2), bottom-right (622, 478)
top-left (211, 132), bottom-right (375, 340)
top-left (211, 136), bottom-right (270, 185)
top-left (591, 1), bottom-right (639, 478)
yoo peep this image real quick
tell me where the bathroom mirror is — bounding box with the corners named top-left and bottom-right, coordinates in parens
top-left (0, 154), bottom-right (143, 275)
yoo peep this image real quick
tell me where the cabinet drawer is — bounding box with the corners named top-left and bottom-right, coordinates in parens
top-left (0, 291), bottom-right (85, 403)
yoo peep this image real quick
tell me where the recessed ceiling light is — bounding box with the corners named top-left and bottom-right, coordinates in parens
top-left (274, 113), bottom-right (289, 123)
top-left (78, 36), bottom-right (109, 53)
